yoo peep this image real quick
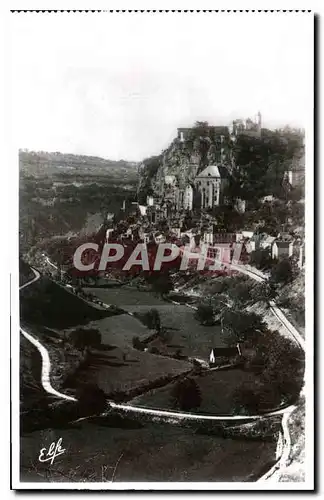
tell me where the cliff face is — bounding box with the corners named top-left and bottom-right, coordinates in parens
top-left (137, 124), bottom-right (233, 204)
top-left (138, 123), bottom-right (305, 208)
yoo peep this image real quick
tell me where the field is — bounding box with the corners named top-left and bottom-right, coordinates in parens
top-left (85, 313), bottom-right (153, 347)
top-left (62, 344), bottom-right (191, 396)
top-left (61, 299), bottom-right (193, 397)
top-left (86, 288), bottom-right (226, 360)
top-left (132, 369), bottom-right (259, 415)
top-left (83, 287), bottom-right (166, 307)
top-left (20, 420), bottom-right (277, 482)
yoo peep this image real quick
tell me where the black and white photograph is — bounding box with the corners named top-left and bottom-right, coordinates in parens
top-left (8, 8), bottom-right (314, 490)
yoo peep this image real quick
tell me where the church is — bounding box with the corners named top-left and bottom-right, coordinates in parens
top-left (158, 164), bottom-right (229, 214)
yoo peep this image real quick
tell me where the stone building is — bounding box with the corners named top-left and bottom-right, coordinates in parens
top-left (229, 112), bottom-right (262, 138)
top-left (194, 165), bottom-right (229, 209)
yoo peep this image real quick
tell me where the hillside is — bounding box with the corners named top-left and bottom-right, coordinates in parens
top-left (20, 272), bottom-right (123, 330)
top-left (19, 150), bottom-right (139, 180)
top-left (19, 150), bottom-right (139, 253)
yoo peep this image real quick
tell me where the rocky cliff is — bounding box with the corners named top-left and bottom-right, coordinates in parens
top-left (137, 122), bottom-right (233, 204)
top-left (137, 122), bottom-right (305, 208)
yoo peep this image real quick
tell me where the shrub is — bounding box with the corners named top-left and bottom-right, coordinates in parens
top-left (249, 249), bottom-right (273, 270)
top-left (68, 328), bottom-right (101, 350)
top-left (76, 383), bottom-right (107, 415)
top-left (227, 283), bottom-right (251, 304)
top-left (141, 309), bottom-right (161, 331)
top-left (148, 346), bottom-right (160, 355)
top-left (270, 258), bottom-right (293, 284)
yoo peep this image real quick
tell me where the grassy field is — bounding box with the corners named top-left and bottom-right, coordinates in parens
top-left (20, 420), bottom-right (277, 482)
top-left (62, 343), bottom-right (191, 396)
top-left (83, 287), bottom-right (166, 307)
top-left (86, 288), bottom-right (226, 360)
top-left (130, 303), bottom-right (226, 360)
top-left (132, 368), bottom-right (259, 415)
top-left (84, 313), bottom-right (154, 348)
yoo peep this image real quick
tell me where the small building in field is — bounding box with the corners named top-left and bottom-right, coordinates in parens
top-left (209, 344), bottom-right (242, 366)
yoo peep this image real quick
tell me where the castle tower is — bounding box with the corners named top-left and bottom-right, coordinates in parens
top-left (257, 111), bottom-right (262, 130)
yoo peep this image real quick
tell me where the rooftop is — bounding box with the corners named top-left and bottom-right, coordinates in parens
top-left (196, 165), bottom-right (229, 179)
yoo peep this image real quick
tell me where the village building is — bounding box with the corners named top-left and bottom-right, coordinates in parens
top-left (272, 240), bottom-right (294, 260)
top-left (209, 344), bottom-right (242, 366)
top-left (259, 235), bottom-right (276, 251)
top-left (236, 230), bottom-right (255, 242)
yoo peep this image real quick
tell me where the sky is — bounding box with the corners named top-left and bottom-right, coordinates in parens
top-left (9, 12), bottom-right (313, 161)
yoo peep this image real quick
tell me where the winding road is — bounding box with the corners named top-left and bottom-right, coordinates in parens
top-left (19, 262), bottom-right (305, 481)
top-left (227, 263), bottom-right (305, 481)
top-left (20, 268), bottom-right (77, 402)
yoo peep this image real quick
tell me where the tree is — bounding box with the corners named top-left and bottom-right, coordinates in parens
top-left (270, 258), bottom-right (293, 284)
top-left (250, 282), bottom-right (277, 304)
top-left (170, 378), bottom-right (202, 412)
top-left (227, 283), bottom-right (251, 304)
top-left (149, 346), bottom-right (160, 355)
top-left (142, 309), bottom-right (161, 331)
top-left (194, 304), bottom-right (214, 326)
top-left (148, 272), bottom-right (173, 297)
top-left (249, 249), bottom-right (272, 270)
top-left (232, 386), bottom-right (261, 414)
top-left (158, 326), bottom-right (172, 343)
top-left (260, 333), bottom-right (304, 403)
top-left (232, 383), bottom-right (278, 414)
top-left (209, 280), bottom-right (226, 295)
top-left (192, 358), bottom-right (203, 374)
top-left (174, 349), bottom-right (183, 360)
top-left (222, 310), bottom-right (266, 345)
top-left (132, 336), bottom-right (144, 351)
top-left (76, 383), bottom-right (107, 415)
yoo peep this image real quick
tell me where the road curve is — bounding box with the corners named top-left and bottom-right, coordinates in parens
top-left (108, 401), bottom-right (296, 422)
top-left (258, 409), bottom-right (293, 481)
top-left (19, 267), bottom-right (40, 290)
top-left (20, 267), bottom-right (77, 402)
top-left (228, 263), bottom-right (305, 350)
top-left (227, 263), bottom-right (305, 482)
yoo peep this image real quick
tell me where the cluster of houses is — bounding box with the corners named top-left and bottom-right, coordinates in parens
top-left (106, 206), bottom-right (305, 271)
